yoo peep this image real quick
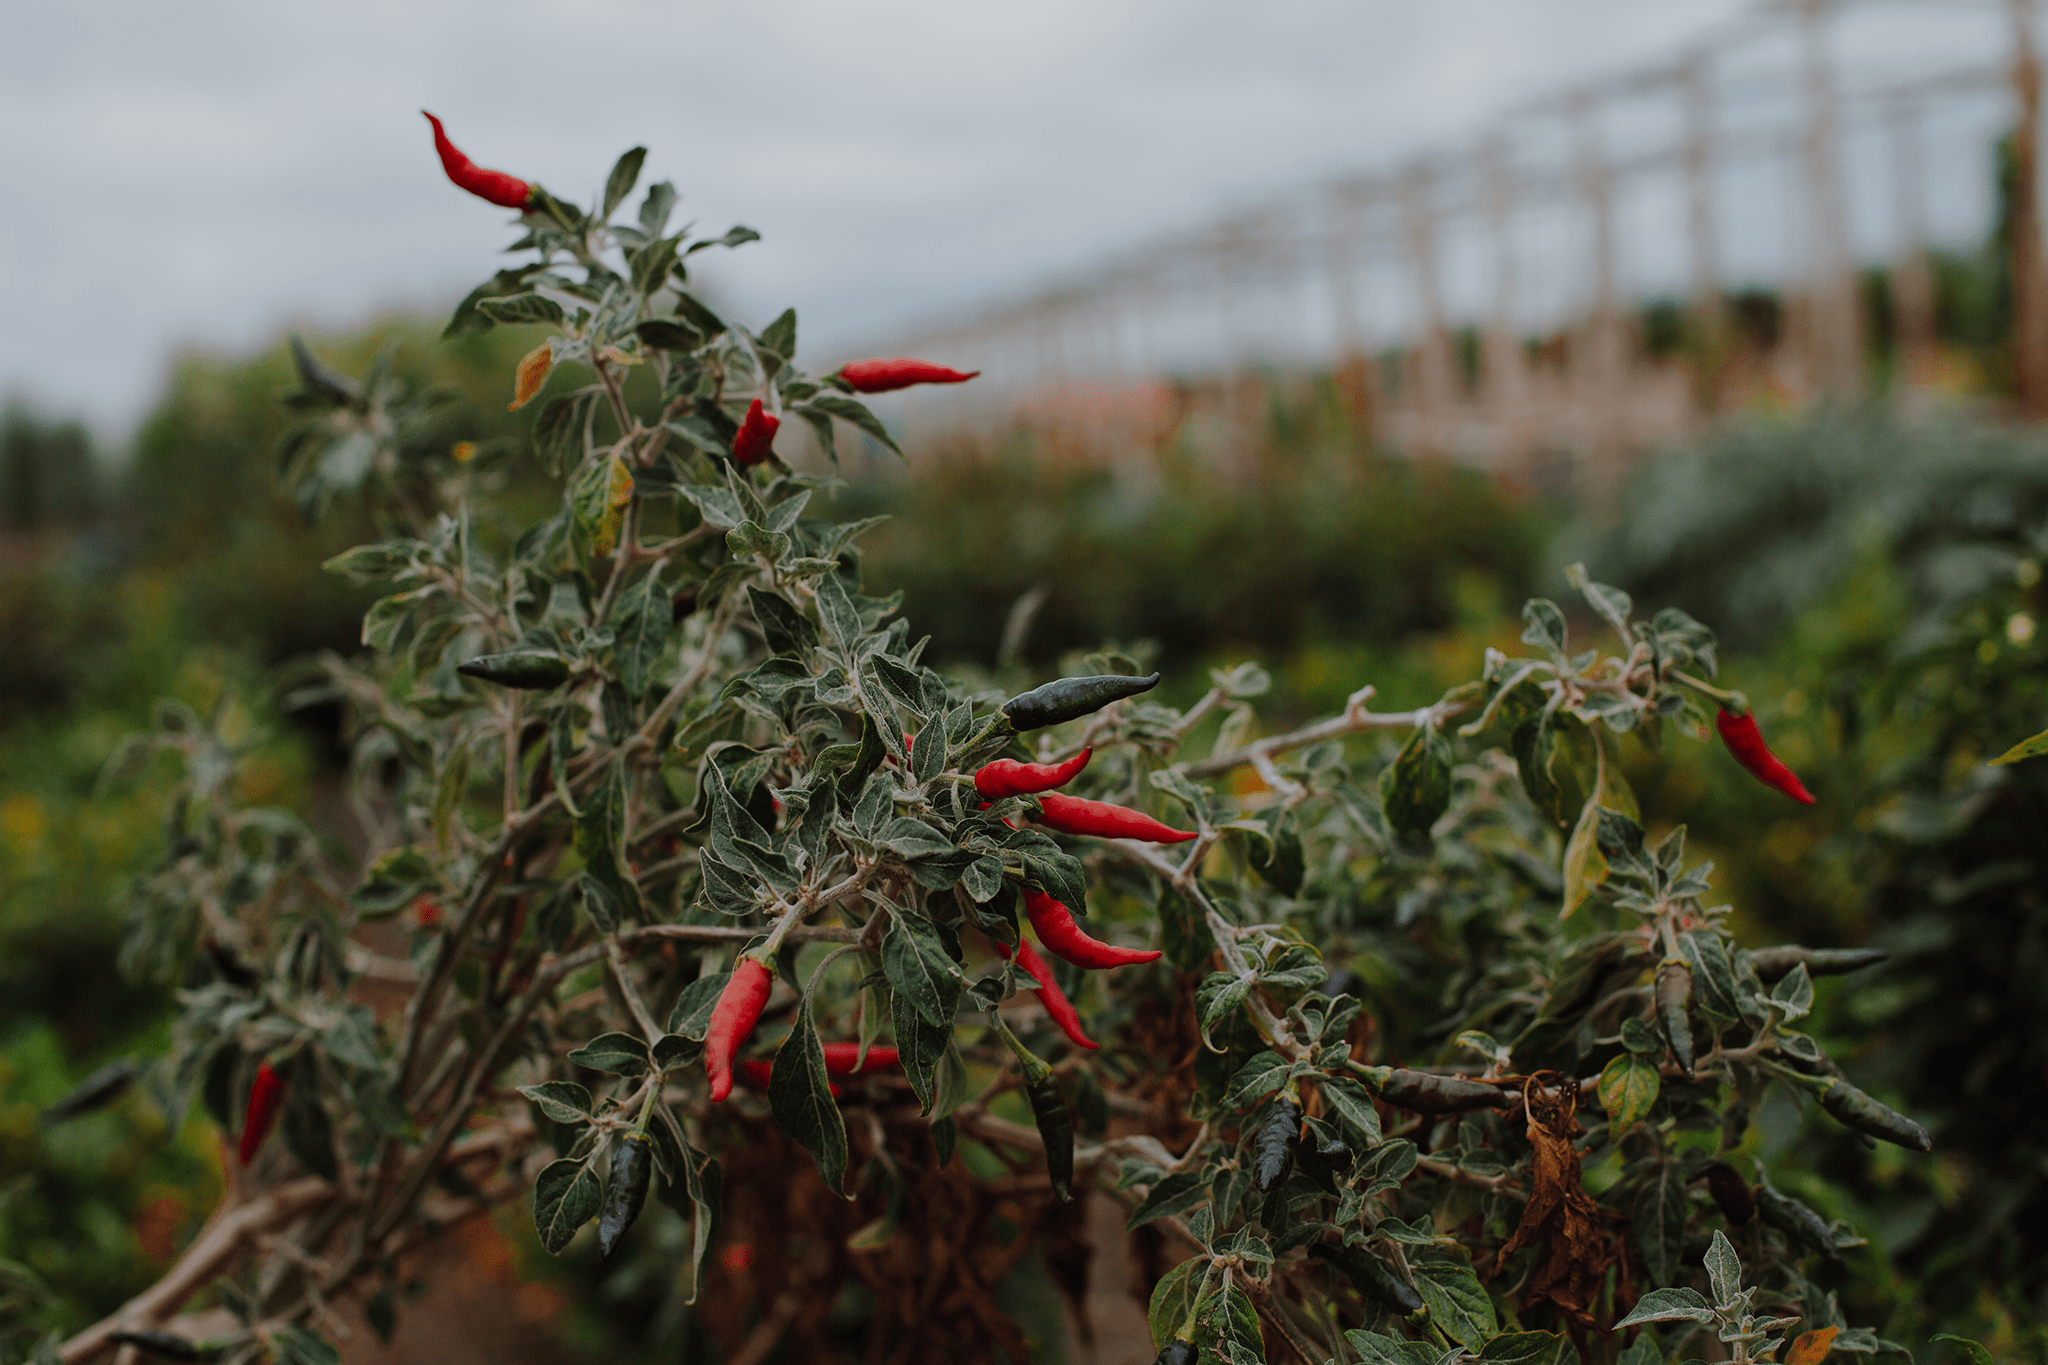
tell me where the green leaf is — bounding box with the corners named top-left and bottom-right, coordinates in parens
top-left (1380, 722), bottom-right (1453, 838)
top-left (566, 1032), bottom-right (651, 1077)
top-left (1614, 1287), bottom-right (1714, 1326)
top-left (1409, 1256), bottom-right (1496, 1346)
top-left (603, 147), bottom-right (647, 220)
top-left (1146, 1259), bottom-right (1203, 1351)
top-left (1221, 1051), bottom-right (1290, 1108)
top-left (667, 972), bottom-right (729, 1038)
top-left (271, 1327), bottom-right (339, 1365)
top-left (533, 1156), bottom-right (602, 1253)
top-left (638, 180), bottom-right (677, 236)
top-left (1520, 598), bottom-right (1568, 658)
top-left (281, 1053), bottom-right (337, 1181)
top-left (613, 565), bottom-right (671, 698)
top-left (892, 981), bottom-right (951, 1114)
top-left (1126, 1171), bottom-right (1209, 1231)
top-left (1931, 1337), bottom-right (1995, 1365)
top-left (477, 293), bottom-right (566, 327)
top-left (1479, 1332), bottom-right (1572, 1365)
top-left (1632, 1161), bottom-right (1689, 1286)
top-left (444, 266), bottom-right (544, 338)
top-left (769, 989), bottom-right (850, 1196)
top-left (1318, 1077), bottom-right (1384, 1147)
top-left (1989, 727), bottom-right (2048, 765)
top-left (1679, 930), bottom-right (1745, 1025)
top-left (1345, 1331), bottom-right (1436, 1365)
top-left (519, 1081), bottom-right (594, 1124)
top-left (1598, 1053), bottom-right (1660, 1131)
top-left (797, 393), bottom-right (904, 461)
top-left (883, 912), bottom-right (964, 1028)
top-left (533, 393), bottom-right (593, 476)
top-left (1704, 1228), bottom-right (1743, 1306)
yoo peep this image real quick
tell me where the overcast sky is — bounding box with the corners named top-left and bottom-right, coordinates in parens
top-left (2, 0), bottom-right (1780, 439)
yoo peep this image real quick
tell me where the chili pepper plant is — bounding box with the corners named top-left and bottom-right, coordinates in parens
top-left (46, 130), bottom-right (1962, 1365)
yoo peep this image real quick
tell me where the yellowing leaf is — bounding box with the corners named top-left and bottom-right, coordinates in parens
top-left (1785, 1327), bottom-right (1839, 1365)
top-left (1990, 726), bottom-right (2048, 765)
top-left (589, 454), bottom-right (635, 558)
top-left (1597, 1052), bottom-right (1660, 1131)
top-left (451, 440), bottom-right (477, 463)
top-left (1560, 728), bottom-right (1637, 918)
top-left (510, 342), bottom-right (554, 410)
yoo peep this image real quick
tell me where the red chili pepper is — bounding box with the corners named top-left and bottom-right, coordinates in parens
top-left (1024, 890), bottom-right (1161, 970)
top-left (422, 111), bottom-right (534, 210)
top-left (1715, 707), bottom-right (1815, 805)
top-left (837, 358), bottom-right (980, 393)
top-left (731, 399), bottom-right (779, 466)
top-left (738, 1043), bottom-right (899, 1090)
top-left (237, 1061), bottom-right (286, 1166)
top-left (1035, 792), bottom-right (1196, 843)
top-left (975, 748), bottom-right (1092, 800)
top-left (705, 958), bottom-right (774, 1103)
top-left (995, 937), bottom-right (1100, 1049)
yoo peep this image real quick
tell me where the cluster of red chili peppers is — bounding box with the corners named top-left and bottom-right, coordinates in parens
top-left (700, 736), bottom-right (1196, 1095)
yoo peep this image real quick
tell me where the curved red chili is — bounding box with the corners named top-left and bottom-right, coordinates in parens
top-left (837, 358), bottom-right (980, 393)
top-left (1714, 707), bottom-right (1815, 805)
top-left (237, 1060), bottom-right (286, 1166)
top-left (1024, 889), bottom-right (1161, 970)
top-left (422, 112), bottom-right (534, 210)
top-left (731, 398), bottom-right (779, 466)
top-left (705, 958), bottom-right (774, 1103)
top-left (739, 1043), bottom-right (899, 1090)
top-left (974, 748), bottom-right (1091, 801)
top-left (1035, 792), bottom-right (1196, 843)
top-left (996, 937), bottom-right (1100, 1050)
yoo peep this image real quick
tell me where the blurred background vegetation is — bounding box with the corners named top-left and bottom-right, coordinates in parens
top-left (2, 194), bottom-right (2046, 1359)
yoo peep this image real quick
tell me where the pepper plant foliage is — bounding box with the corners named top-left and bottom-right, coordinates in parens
top-left (57, 142), bottom-right (1952, 1365)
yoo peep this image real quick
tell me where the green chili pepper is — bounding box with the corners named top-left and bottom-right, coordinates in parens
top-left (107, 1332), bottom-right (216, 1361)
top-left (1814, 1077), bottom-right (1931, 1152)
top-left (456, 650), bottom-right (571, 690)
top-left (1309, 1242), bottom-right (1428, 1322)
top-left (1299, 1132), bottom-right (1352, 1187)
top-left (1754, 1182), bottom-right (1840, 1263)
top-left (1252, 1096), bottom-right (1303, 1194)
top-left (598, 1132), bottom-right (653, 1261)
top-left (1356, 1066), bottom-right (1506, 1115)
top-left (1154, 1340), bottom-right (1197, 1365)
top-left (1655, 960), bottom-right (1694, 1077)
top-left (1701, 1160), bottom-right (1753, 1226)
top-left (1026, 1072), bottom-right (1076, 1202)
top-left (1746, 945), bottom-right (1887, 984)
top-left (1001, 672), bottom-right (1161, 731)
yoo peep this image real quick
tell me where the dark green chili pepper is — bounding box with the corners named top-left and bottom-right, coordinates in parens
top-left (1026, 1072), bottom-right (1076, 1202)
top-left (108, 1332), bottom-right (215, 1361)
top-left (1154, 1340), bottom-right (1197, 1365)
top-left (1309, 1242), bottom-right (1428, 1322)
top-left (1001, 672), bottom-right (1161, 731)
top-left (1655, 960), bottom-right (1694, 1077)
top-left (1701, 1160), bottom-right (1753, 1226)
top-left (1356, 1066), bottom-right (1506, 1115)
top-left (598, 1131), bottom-right (653, 1261)
top-left (1754, 1182), bottom-right (1840, 1263)
top-left (1746, 945), bottom-right (1887, 984)
top-left (456, 650), bottom-right (571, 690)
top-left (1814, 1077), bottom-right (1931, 1152)
top-left (40, 1058), bottom-right (140, 1125)
top-left (1252, 1096), bottom-right (1303, 1194)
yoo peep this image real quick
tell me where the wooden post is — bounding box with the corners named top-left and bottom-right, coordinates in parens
top-left (1399, 162), bottom-right (1456, 456)
top-left (1798, 0), bottom-right (1862, 399)
top-left (2011, 0), bottom-right (2048, 415)
top-left (1886, 93), bottom-right (1939, 396)
top-left (1573, 89), bottom-right (1629, 493)
top-left (1682, 51), bottom-right (1728, 416)
top-left (1324, 180), bottom-right (1378, 433)
top-left (1481, 134), bottom-right (1532, 467)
